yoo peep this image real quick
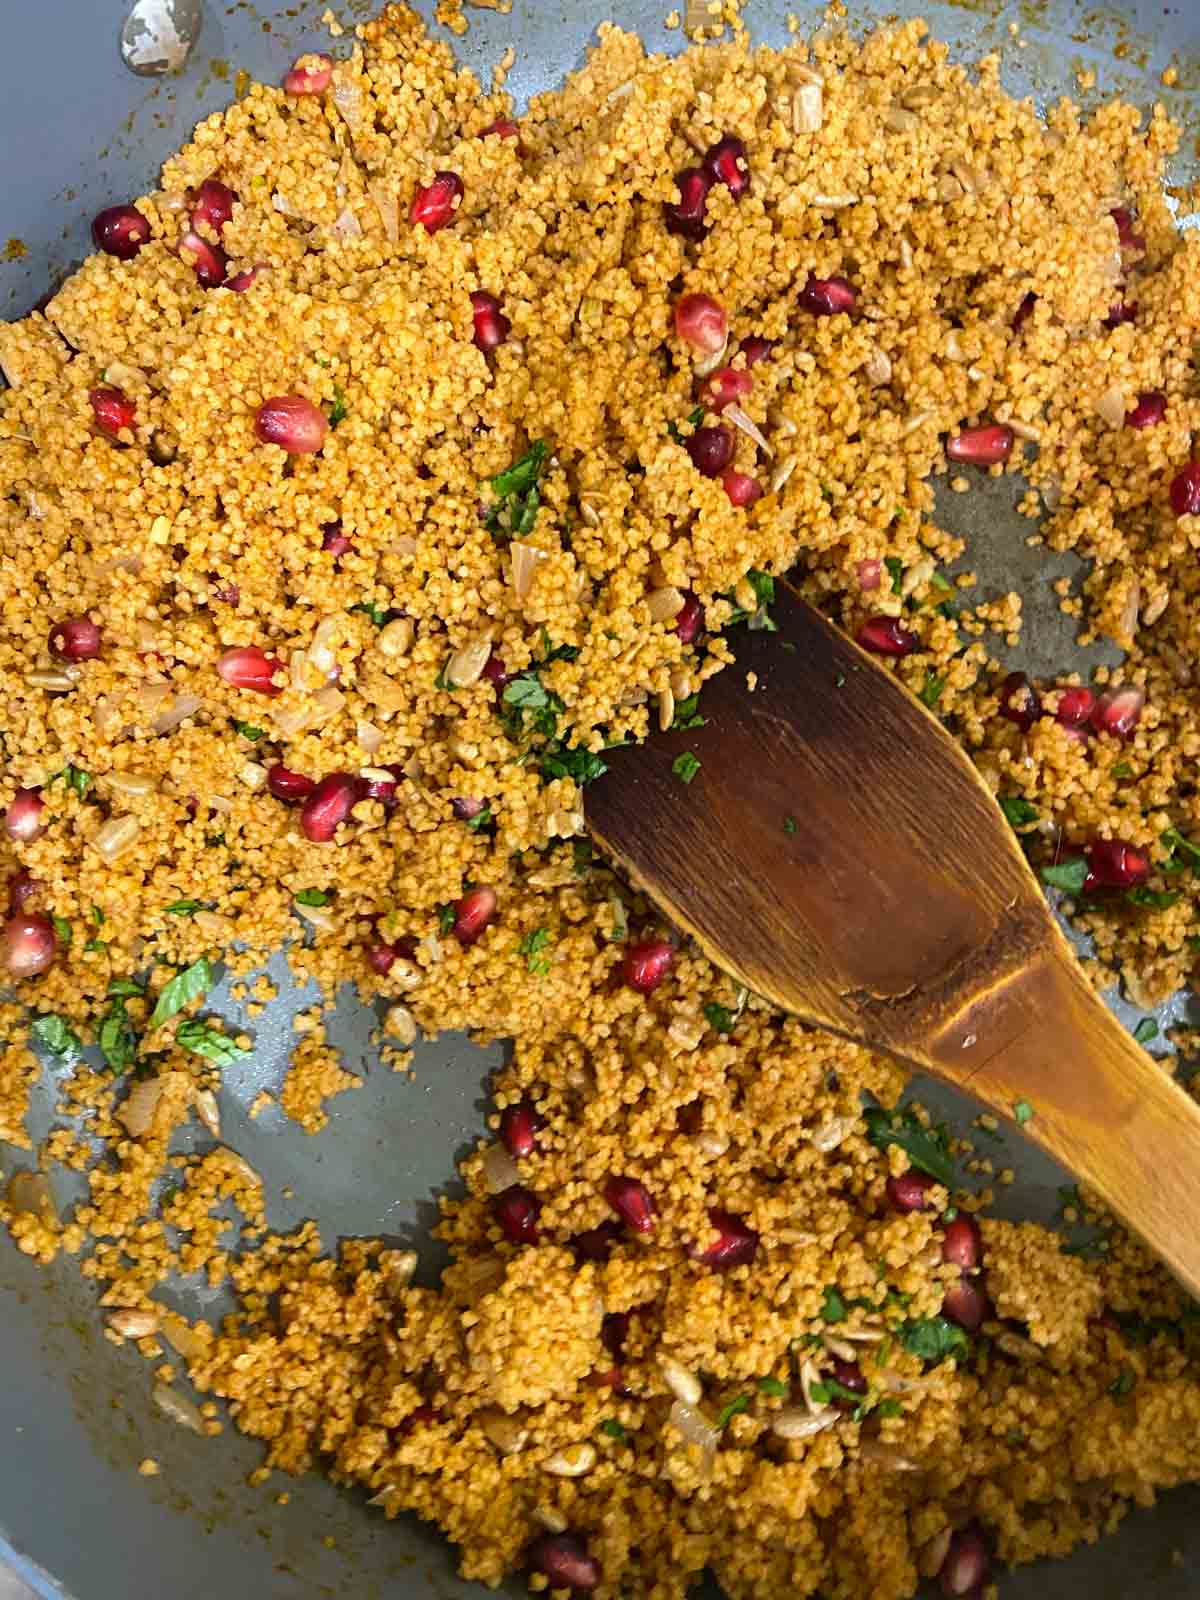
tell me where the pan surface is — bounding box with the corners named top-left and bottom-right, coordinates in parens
top-left (0, 2), bottom-right (1198, 1598)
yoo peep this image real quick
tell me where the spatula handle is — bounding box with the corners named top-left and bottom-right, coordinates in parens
top-left (922, 933), bottom-right (1200, 1299)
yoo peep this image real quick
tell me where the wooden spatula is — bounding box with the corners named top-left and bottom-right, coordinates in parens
top-left (585, 579), bottom-right (1200, 1298)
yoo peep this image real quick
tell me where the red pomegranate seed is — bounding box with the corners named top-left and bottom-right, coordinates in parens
top-left (7, 871), bottom-right (40, 916)
top-left (674, 292), bottom-right (727, 356)
top-left (452, 796), bottom-right (487, 822)
top-left (91, 203), bottom-right (151, 260)
top-left (178, 230), bottom-right (228, 288)
top-left (364, 941), bottom-right (401, 976)
top-left (283, 52), bottom-right (333, 95)
top-left (699, 367), bottom-right (753, 413)
top-left (826, 1357), bottom-right (866, 1409)
top-left (1170, 463), bottom-right (1200, 517)
top-left (1012, 290), bottom-right (1037, 331)
top-left (622, 938), bottom-right (674, 993)
top-left (1, 913), bottom-right (57, 978)
top-left (604, 1175), bottom-right (656, 1234)
top-left (686, 425), bottom-right (734, 478)
top-left (702, 133), bottom-right (749, 198)
top-left (997, 671), bottom-right (1041, 732)
top-left (942, 1276), bottom-right (988, 1333)
top-left (1126, 391), bottom-right (1166, 429)
top-left (191, 179), bottom-right (237, 234)
top-left (527, 1533), bottom-right (600, 1593)
top-left (454, 885), bottom-right (498, 946)
top-left (482, 652), bottom-right (511, 691)
top-left (49, 616), bottom-right (101, 661)
top-left (798, 275), bottom-right (856, 316)
top-left (722, 468), bottom-right (762, 507)
top-left (856, 558), bottom-right (882, 592)
top-left (739, 336), bottom-right (774, 366)
top-left (300, 773), bottom-right (363, 843)
top-left (226, 265), bottom-right (263, 293)
top-left (675, 592), bottom-right (703, 644)
top-left (89, 387), bottom-right (136, 436)
top-left (5, 788), bottom-right (46, 842)
top-left (571, 1219), bottom-right (624, 1263)
top-left (266, 766), bottom-right (315, 803)
top-left (499, 1099), bottom-right (542, 1159)
top-left (493, 1183), bottom-right (539, 1244)
top-left (470, 290), bottom-right (510, 353)
top-left (321, 523), bottom-right (353, 558)
top-left (886, 1171), bottom-right (935, 1213)
top-left (1105, 301), bottom-right (1138, 328)
top-left (217, 646), bottom-right (283, 696)
top-left (1084, 838), bottom-right (1149, 891)
top-left (665, 167), bottom-right (712, 241)
top-left (1054, 685), bottom-right (1095, 727)
top-left (362, 772), bottom-right (398, 806)
top-left (255, 395), bottom-right (329, 455)
top-left (410, 172), bottom-right (463, 233)
top-left (481, 117), bottom-right (520, 140)
top-left (946, 424), bottom-right (1013, 466)
top-left (691, 1208), bottom-right (759, 1270)
top-left (940, 1215), bottom-right (982, 1270)
top-left (1109, 207), bottom-right (1146, 255)
top-left (857, 615), bottom-right (917, 657)
top-left (939, 1526), bottom-right (990, 1598)
top-left (1090, 685), bottom-right (1144, 739)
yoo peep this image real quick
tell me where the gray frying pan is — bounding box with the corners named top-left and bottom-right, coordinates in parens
top-left (0, 1), bottom-right (1198, 1597)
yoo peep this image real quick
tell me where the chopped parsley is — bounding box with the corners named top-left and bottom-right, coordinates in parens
top-left (783, 815), bottom-right (798, 835)
top-left (485, 440), bottom-right (548, 538)
top-left (328, 386), bottom-right (349, 427)
top-left (50, 915), bottom-right (72, 949)
top-left (821, 1285), bottom-right (848, 1324)
top-left (666, 404), bottom-right (705, 444)
top-left (176, 1020), bottom-right (251, 1066)
top-left (294, 888), bottom-right (331, 907)
top-left (599, 1419), bottom-right (626, 1440)
top-left (464, 806), bottom-right (493, 832)
top-left (757, 1375), bottom-right (787, 1398)
top-left (164, 899), bottom-right (205, 917)
top-left (999, 796), bottom-right (1039, 829)
top-left (502, 674), bottom-right (562, 738)
top-left (863, 1105), bottom-right (955, 1187)
top-left (539, 746), bottom-right (608, 786)
top-left (84, 940), bottom-right (108, 954)
top-left (884, 555), bottom-right (904, 595)
top-left (350, 601), bottom-right (389, 628)
top-left (1112, 762), bottom-right (1134, 779)
top-left (55, 765), bottom-right (92, 800)
top-left (437, 904), bottom-right (456, 937)
top-left (876, 1398), bottom-right (903, 1420)
top-left (1161, 827), bottom-right (1200, 871)
top-left (518, 927), bottom-right (553, 976)
top-left (715, 1393), bottom-right (751, 1429)
top-left (91, 906), bottom-right (105, 927)
top-left (107, 978), bottom-right (145, 999)
top-left (672, 693), bottom-right (707, 732)
top-left (148, 957), bottom-right (212, 1030)
top-left (1013, 1099), bottom-right (1034, 1126)
top-left (809, 1378), bottom-right (869, 1414)
top-left (1040, 857), bottom-right (1088, 894)
top-left (1127, 887), bottom-right (1182, 911)
top-left (232, 721), bottom-right (264, 741)
top-left (672, 752), bottom-right (701, 786)
top-left (726, 568), bottom-right (777, 632)
top-left (929, 570), bottom-right (954, 595)
top-left (1132, 1017), bottom-right (1159, 1045)
top-left (899, 1316), bottom-right (969, 1364)
top-left (919, 673), bottom-right (946, 708)
top-left (704, 1002), bottom-right (735, 1035)
top-left (98, 998), bottom-right (138, 1074)
top-left (30, 1014), bottom-right (81, 1056)
top-left (1109, 1369), bottom-right (1136, 1397)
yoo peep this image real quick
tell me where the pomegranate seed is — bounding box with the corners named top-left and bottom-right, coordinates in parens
top-left (283, 52), bottom-right (333, 95)
top-left (217, 646), bottom-right (283, 696)
top-left (89, 387), bottom-right (136, 436)
top-left (686, 425), bottom-right (734, 478)
top-left (499, 1099), bottom-right (542, 1159)
top-left (266, 766), bottom-right (315, 803)
top-left (481, 118), bottom-right (520, 141)
top-left (91, 203), bottom-right (151, 260)
top-left (212, 582), bottom-right (240, 607)
top-left (5, 788), bottom-right (46, 843)
top-left (470, 290), bottom-right (510, 353)
top-left (255, 395), bottom-right (328, 455)
top-left (722, 468), bottom-right (762, 507)
top-left (410, 172), bottom-right (464, 233)
top-left (797, 275), bottom-right (856, 316)
top-left (362, 772), bottom-right (398, 806)
top-left (622, 938), bottom-right (674, 993)
top-left (699, 367), bottom-right (753, 413)
top-left (886, 1171), bottom-right (935, 1213)
top-left (856, 558), bottom-right (882, 592)
top-left (604, 1175), bottom-right (656, 1234)
top-left (601, 1310), bottom-right (630, 1359)
top-left (226, 265), bottom-right (263, 293)
top-left (1090, 685), bottom-right (1144, 739)
top-left (1127, 391), bottom-right (1166, 429)
top-left (739, 336), bottom-right (774, 366)
top-left (665, 167), bottom-right (712, 241)
top-left (300, 773), bottom-right (363, 843)
top-left (1054, 685), bottom-right (1095, 727)
top-left (452, 796), bottom-right (487, 822)
top-left (674, 292), bottom-right (727, 356)
top-left (940, 1216), bottom-right (982, 1270)
top-left (1105, 301), bottom-right (1137, 328)
top-left (691, 1208), bottom-right (759, 1270)
top-left (1, 913), bottom-right (57, 978)
top-left (571, 1219), bottom-right (624, 1263)
top-left (49, 616), bottom-right (101, 661)
top-left (997, 671), bottom-right (1041, 732)
top-left (675, 593), bottom-right (703, 645)
top-left (493, 1183), bottom-right (539, 1244)
top-left (857, 615), bottom-right (917, 657)
top-left (191, 179), bottom-right (237, 234)
top-left (1170, 463), bottom-right (1200, 517)
top-left (321, 523), bottom-right (353, 558)
top-left (939, 1526), bottom-right (990, 1598)
top-left (1012, 290), bottom-right (1037, 331)
top-left (482, 652), bottom-right (511, 691)
top-left (178, 229), bottom-right (228, 288)
top-left (702, 133), bottom-right (749, 198)
top-left (827, 1357), bottom-right (866, 1410)
top-left (942, 1276), bottom-right (988, 1333)
top-left (454, 885), bottom-right (498, 946)
top-left (7, 871), bottom-right (40, 916)
top-left (946, 424), bottom-right (1013, 466)
top-left (365, 941), bottom-right (401, 976)
top-left (1084, 838), bottom-right (1149, 891)
top-left (1109, 207), bottom-right (1146, 254)
top-left (527, 1533), bottom-right (600, 1593)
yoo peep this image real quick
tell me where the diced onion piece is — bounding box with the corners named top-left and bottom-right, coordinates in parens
top-left (151, 694), bottom-right (203, 736)
top-left (331, 205), bottom-right (363, 241)
top-left (7, 1170), bottom-right (58, 1225)
top-left (357, 719), bottom-right (385, 754)
top-left (92, 816), bottom-right (141, 863)
top-left (331, 70), bottom-right (365, 131)
top-left (668, 1398), bottom-right (720, 1456)
top-left (481, 1142), bottom-right (522, 1194)
top-left (771, 1406), bottom-right (839, 1439)
top-left (724, 403), bottom-right (774, 458)
top-left (120, 1077), bottom-right (165, 1139)
top-left (1095, 385), bottom-right (1128, 430)
top-left (153, 1384), bottom-right (207, 1435)
top-left (310, 686), bottom-right (346, 726)
top-left (368, 181), bottom-right (400, 242)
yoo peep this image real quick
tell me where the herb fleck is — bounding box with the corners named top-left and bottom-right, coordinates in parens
top-left (672, 752), bottom-right (701, 786)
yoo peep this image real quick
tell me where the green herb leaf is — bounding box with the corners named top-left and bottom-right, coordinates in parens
top-left (328, 386), bottom-right (348, 428)
top-left (715, 1393), bottom-right (750, 1429)
top-left (998, 795), bottom-right (1039, 829)
top-left (1162, 826), bottom-right (1200, 867)
top-left (725, 568), bottom-right (777, 631)
top-left (84, 939), bottom-right (108, 954)
top-left (486, 441), bottom-right (548, 537)
top-left (704, 1002), bottom-right (734, 1035)
top-left (783, 815), bottom-right (798, 835)
top-left (1013, 1099), bottom-right (1034, 1126)
top-left (572, 839), bottom-right (594, 875)
top-left (1133, 1017), bottom-right (1158, 1045)
top-left (929, 571), bottom-right (954, 595)
top-left (30, 1014), bottom-right (81, 1056)
top-left (1040, 858), bottom-right (1088, 894)
top-left (350, 601), bottom-right (389, 628)
top-left (539, 746), bottom-right (608, 787)
top-left (1112, 762), bottom-right (1134, 779)
top-left (672, 752), bottom-right (701, 786)
top-left (107, 978), bottom-right (145, 999)
top-left (164, 899), bottom-right (205, 917)
top-left (436, 904), bottom-right (457, 937)
top-left (599, 1418), bottom-right (626, 1440)
top-left (294, 888), bottom-right (331, 907)
top-left (821, 1285), bottom-right (847, 1324)
top-left (464, 806), bottom-right (493, 832)
top-left (176, 1019), bottom-right (251, 1066)
top-left (518, 927), bottom-right (553, 976)
top-left (667, 405), bottom-right (706, 444)
top-left (899, 1316), bottom-right (969, 1364)
top-left (232, 721), bottom-right (264, 741)
top-left (876, 1398), bottom-right (903, 1419)
top-left (884, 555), bottom-right (903, 595)
top-left (55, 764), bottom-right (92, 800)
top-left (672, 694), bottom-right (707, 732)
top-left (51, 915), bottom-right (72, 949)
top-left (98, 999), bottom-right (138, 1073)
top-left (757, 1376), bottom-right (787, 1397)
top-left (919, 673), bottom-right (946, 708)
top-left (1109, 1369), bottom-right (1136, 1397)
top-left (503, 676), bottom-right (550, 712)
top-left (148, 957), bottom-right (212, 1030)
top-left (91, 905), bottom-right (105, 927)
top-left (1128, 887), bottom-right (1182, 911)
top-left (863, 1105), bottom-right (955, 1187)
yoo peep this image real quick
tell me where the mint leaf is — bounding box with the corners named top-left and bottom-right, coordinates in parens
top-left (1013, 1099), bottom-right (1034, 1126)
top-left (672, 694), bottom-right (707, 732)
top-left (672, 752), bottom-right (701, 785)
top-left (919, 673), bottom-right (946, 708)
top-left (899, 1316), bottom-right (969, 1364)
top-left (98, 999), bottom-right (138, 1073)
top-left (518, 927), bottom-right (553, 976)
top-left (539, 746), bottom-right (607, 786)
top-left (149, 957), bottom-right (212, 1029)
top-left (464, 806), bottom-right (493, 832)
top-left (486, 441), bottom-right (548, 537)
top-left (1040, 858), bottom-right (1088, 894)
top-left (863, 1105), bottom-right (955, 1187)
top-left (999, 796), bottom-right (1038, 829)
top-left (294, 888), bottom-right (331, 907)
top-left (437, 904), bottom-right (456, 937)
top-left (1133, 1018), bottom-right (1158, 1045)
top-left (107, 978), bottom-right (145, 999)
top-left (176, 1019), bottom-right (251, 1066)
top-left (232, 721), bottom-right (264, 741)
top-left (599, 1418), bottom-right (626, 1440)
top-left (757, 1375), bottom-right (787, 1397)
top-left (328, 386), bottom-right (348, 427)
top-left (715, 1393), bottom-right (750, 1429)
top-left (164, 899), bottom-right (205, 916)
top-left (703, 1002), bottom-right (734, 1035)
top-left (350, 601), bottom-right (388, 628)
top-left (821, 1285), bottom-right (847, 1323)
top-left (30, 1014), bottom-right (80, 1056)
top-left (884, 555), bottom-right (903, 595)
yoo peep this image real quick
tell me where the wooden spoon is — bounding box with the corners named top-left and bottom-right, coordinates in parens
top-left (585, 579), bottom-right (1200, 1298)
